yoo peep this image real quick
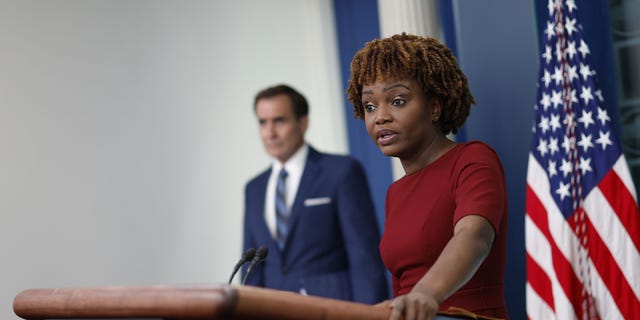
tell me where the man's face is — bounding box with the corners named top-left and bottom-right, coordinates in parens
top-left (255, 94), bottom-right (307, 163)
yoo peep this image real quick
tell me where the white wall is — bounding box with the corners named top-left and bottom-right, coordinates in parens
top-left (0, 1), bottom-right (346, 318)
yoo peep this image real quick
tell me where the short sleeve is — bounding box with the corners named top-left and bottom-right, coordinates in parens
top-left (453, 142), bottom-right (507, 234)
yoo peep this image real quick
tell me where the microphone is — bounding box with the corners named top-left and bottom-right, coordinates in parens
top-left (228, 247), bottom-right (256, 284)
top-left (241, 245), bottom-right (269, 285)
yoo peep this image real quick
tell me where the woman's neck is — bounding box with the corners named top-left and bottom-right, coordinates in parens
top-left (401, 134), bottom-right (456, 175)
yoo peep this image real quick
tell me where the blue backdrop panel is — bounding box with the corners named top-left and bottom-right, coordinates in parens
top-left (333, 0), bottom-right (392, 231)
top-left (449, 1), bottom-right (540, 318)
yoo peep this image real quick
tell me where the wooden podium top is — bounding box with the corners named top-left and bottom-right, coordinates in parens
top-left (13, 284), bottom-right (391, 320)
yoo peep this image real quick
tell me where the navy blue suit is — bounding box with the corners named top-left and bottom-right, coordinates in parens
top-left (242, 146), bottom-right (388, 304)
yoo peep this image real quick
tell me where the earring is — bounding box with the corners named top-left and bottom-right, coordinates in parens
top-left (433, 116), bottom-right (439, 121)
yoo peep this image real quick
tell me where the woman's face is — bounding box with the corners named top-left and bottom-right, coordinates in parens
top-left (361, 77), bottom-right (439, 160)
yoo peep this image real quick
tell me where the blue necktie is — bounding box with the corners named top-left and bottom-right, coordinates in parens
top-left (275, 168), bottom-right (289, 249)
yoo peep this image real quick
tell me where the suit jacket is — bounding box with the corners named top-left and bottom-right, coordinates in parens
top-left (242, 146), bottom-right (389, 304)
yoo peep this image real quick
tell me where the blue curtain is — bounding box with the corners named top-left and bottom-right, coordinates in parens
top-left (333, 0), bottom-right (393, 231)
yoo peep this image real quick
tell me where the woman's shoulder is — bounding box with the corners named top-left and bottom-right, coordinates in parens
top-left (448, 141), bottom-right (504, 173)
top-left (458, 140), bottom-right (496, 152)
top-left (456, 140), bottom-right (500, 159)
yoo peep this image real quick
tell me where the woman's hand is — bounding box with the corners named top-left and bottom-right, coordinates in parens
top-left (389, 291), bottom-right (439, 320)
top-left (375, 299), bottom-right (393, 309)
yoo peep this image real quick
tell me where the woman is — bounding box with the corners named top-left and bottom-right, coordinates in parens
top-left (346, 33), bottom-right (509, 320)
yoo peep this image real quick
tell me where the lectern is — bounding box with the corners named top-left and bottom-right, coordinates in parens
top-left (13, 284), bottom-right (482, 319)
top-left (13, 284), bottom-right (389, 320)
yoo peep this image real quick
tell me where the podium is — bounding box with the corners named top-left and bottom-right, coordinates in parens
top-left (13, 284), bottom-right (390, 319)
top-left (13, 284), bottom-right (481, 319)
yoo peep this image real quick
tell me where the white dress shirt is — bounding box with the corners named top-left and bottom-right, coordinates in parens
top-left (264, 144), bottom-right (308, 238)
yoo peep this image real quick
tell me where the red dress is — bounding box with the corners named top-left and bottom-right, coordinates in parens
top-left (380, 141), bottom-right (509, 318)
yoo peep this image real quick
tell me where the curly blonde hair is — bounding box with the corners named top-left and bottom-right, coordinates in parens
top-left (346, 33), bottom-right (475, 135)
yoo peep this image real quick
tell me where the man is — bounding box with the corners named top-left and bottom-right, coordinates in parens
top-left (242, 84), bottom-right (388, 304)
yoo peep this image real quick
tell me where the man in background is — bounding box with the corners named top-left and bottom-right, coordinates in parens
top-left (242, 84), bottom-right (388, 304)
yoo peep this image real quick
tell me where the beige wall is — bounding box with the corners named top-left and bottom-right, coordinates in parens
top-left (0, 1), bottom-right (346, 318)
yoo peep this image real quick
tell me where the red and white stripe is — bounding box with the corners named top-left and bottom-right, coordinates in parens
top-left (526, 154), bottom-right (640, 319)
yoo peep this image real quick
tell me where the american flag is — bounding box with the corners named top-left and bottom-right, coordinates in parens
top-left (525, 0), bottom-right (640, 319)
